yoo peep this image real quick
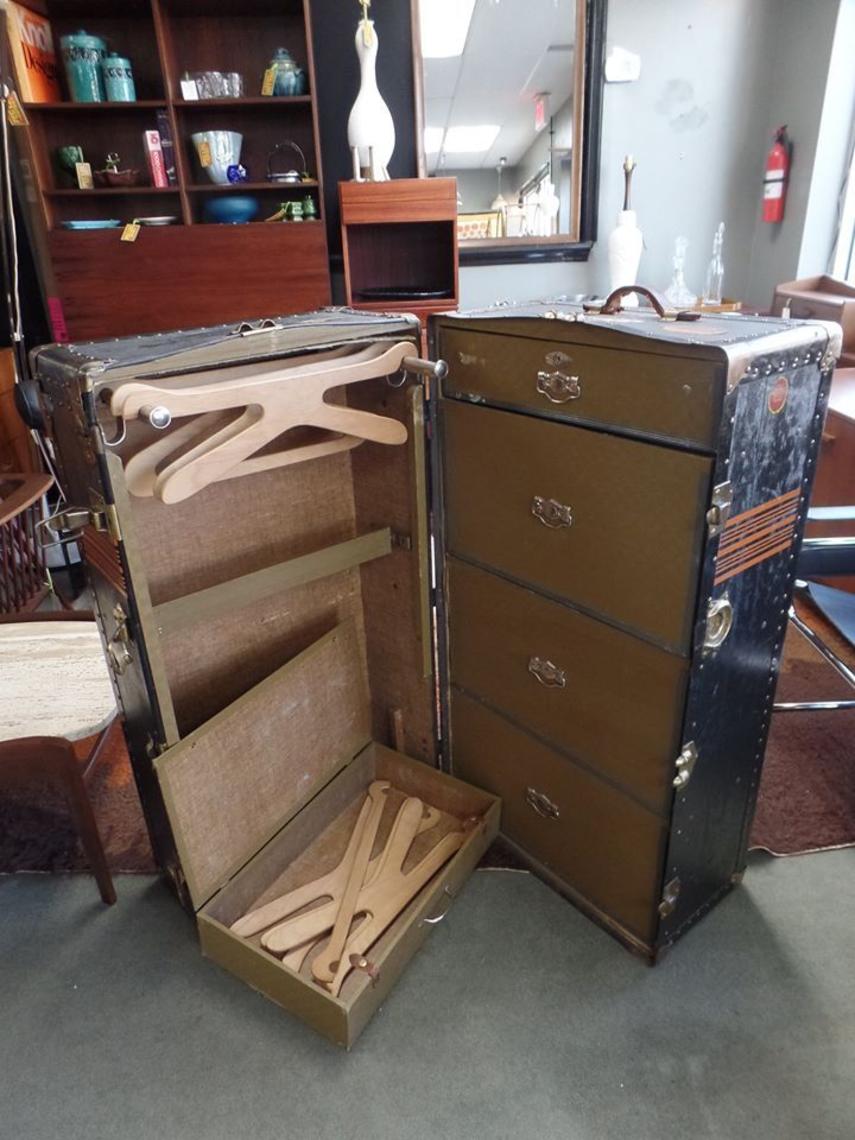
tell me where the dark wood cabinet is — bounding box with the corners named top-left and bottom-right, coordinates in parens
top-left (12, 0), bottom-right (331, 340)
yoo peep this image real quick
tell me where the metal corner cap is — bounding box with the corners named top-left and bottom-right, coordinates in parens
top-left (722, 321), bottom-right (840, 393)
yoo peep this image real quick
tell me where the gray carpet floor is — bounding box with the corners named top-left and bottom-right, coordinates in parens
top-left (1, 850), bottom-right (853, 1140)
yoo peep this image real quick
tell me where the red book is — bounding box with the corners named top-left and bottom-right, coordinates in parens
top-left (143, 130), bottom-right (168, 188)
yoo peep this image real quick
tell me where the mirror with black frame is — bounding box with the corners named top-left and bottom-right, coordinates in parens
top-left (412, 0), bottom-right (604, 265)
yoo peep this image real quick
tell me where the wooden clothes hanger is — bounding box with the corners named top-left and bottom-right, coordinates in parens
top-left (230, 793), bottom-right (440, 939)
top-left (259, 796), bottom-right (468, 997)
top-left (110, 340), bottom-right (416, 504)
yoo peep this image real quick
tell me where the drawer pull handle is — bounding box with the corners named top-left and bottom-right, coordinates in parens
top-left (532, 496), bottom-right (573, 529)
top-left (421, 886), bottom-right (456, 926)
top-left (525, 787), bottom-right (561, 820)
top-left (537, 369), bottom-right (581, 403)
top-left (528, 656), bottom-right (566, 688)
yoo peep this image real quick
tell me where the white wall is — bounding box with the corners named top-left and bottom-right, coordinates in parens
top-left (743, 0), bottom-right (845, 305)
top-left (460, 0), bottom-right (846, 310)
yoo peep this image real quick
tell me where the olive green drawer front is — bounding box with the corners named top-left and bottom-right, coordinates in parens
top-left (440, 326), bottom-right (722, 448)
top-left (450, 692), bottom-right (665, 944)
top-left (447, 559), bottom-right (688, 814)
top-left (442, 399), bottom-right (713, 652)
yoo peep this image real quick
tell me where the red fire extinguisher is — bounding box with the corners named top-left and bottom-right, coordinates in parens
top-left (763, 125), bottom-right (791, 223)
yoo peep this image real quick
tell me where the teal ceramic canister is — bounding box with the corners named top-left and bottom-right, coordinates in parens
top-left (269, 48), bottom-right (306, 96)
top-left (60, 30), bottom-right (107, 103)
top-left (101, 52), bottom-right (136, 103)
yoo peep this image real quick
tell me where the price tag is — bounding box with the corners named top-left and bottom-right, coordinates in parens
top-left (180, 78), bottom-right (199, 100)
top-left (196, 139), bottom-right (212, 168)
top-left (6, 91), bottom-right (28, 127)
top-left (75, 162), bottom-right (94, 190)
top-left (121, 222), bottom-right (141, 242)
top-left (261, 68), bottom-right (276, 97)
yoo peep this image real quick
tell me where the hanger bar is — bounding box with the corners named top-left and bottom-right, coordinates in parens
top-left (152, 528), bottom-right (393, 637)
top-left (109, 341), bottom-right (415, 420)
top-left (114, 340), bottom-right (415, 502)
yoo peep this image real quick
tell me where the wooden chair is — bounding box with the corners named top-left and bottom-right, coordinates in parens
top-left (0, 472), bottom-right (53, 614)
top-left (0, 609), bottom-right (117, 904)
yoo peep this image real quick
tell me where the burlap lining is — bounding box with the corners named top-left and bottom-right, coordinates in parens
top-left (120, 372), bottom-right (435, 758)
top-left (156, 623), bottom-right (372, 908)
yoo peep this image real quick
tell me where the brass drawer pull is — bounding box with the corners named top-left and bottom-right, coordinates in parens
top-left (531, 495), bottom-right (573, 529)
top-left (536, 369), bottom-right (581, 403)
top-left (528, 656), bottom-right (566, 688)
top-left (525, 787), bottom-right (560, 820)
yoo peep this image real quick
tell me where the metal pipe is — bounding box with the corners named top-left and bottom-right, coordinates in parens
top-left (789, 606), bottom-right (855, 689)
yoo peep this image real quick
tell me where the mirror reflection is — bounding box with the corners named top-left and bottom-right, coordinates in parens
top-left (417, 0), bottom-right (579, 243)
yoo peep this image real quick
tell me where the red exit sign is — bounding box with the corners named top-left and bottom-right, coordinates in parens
top-left (535, 94), bottom-right (548, 132)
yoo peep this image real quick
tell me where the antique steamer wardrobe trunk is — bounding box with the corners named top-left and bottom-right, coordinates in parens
top-left (33, 301), bottom-right (838, 1039)
top-left (431, 297), bottom-right (839, 958)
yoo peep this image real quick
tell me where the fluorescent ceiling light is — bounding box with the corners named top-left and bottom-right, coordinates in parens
top-left (443, 125), bottom-right (500, 154)
top-left (424, 127), bottom-right (445, 154)
top-left (420, 0), bottom-right (477, 59)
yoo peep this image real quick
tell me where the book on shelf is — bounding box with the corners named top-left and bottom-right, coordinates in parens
top-left (142, 130), bottom-right (169, 189)
top-left (155, 110), bottom-right (179, 187)
top-left (6, 2), bottom-right (61, 103)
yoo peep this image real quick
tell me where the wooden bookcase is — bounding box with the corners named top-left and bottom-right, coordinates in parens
top-left (15, 0), bottom-right (331, 340)
top-left (339, 178), bottom-right (459, 342)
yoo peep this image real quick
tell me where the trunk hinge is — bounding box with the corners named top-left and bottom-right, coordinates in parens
top-left (673, 741), bottom-right (698, 790)
top-left (107, 602), bottom-right (133, 675)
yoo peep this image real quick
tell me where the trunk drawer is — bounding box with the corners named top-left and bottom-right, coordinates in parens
top-left (450, 692), bottom-right (665, 945)
top-left (442, 399), bottom-right (713, 652)
top-left (447, 558), bottom-right (688, 814)
top-left (440, 326), bottom-right (722, 448)
top-left (198, 740), bottom-right (499, 1049)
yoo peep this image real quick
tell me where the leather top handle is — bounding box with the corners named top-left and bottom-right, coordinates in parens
top-left (584, 285), bottom-right (701, 322)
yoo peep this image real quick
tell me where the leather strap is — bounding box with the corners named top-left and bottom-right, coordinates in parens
top-left (585, 285), bottom-right (701, 322)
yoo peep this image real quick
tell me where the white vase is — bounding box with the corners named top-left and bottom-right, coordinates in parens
top-left (347, 20), bottom-right (395, 180)
top-left (607, 209), bottom-right (643, 307)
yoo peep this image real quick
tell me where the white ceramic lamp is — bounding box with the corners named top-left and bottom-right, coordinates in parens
top-left (607, 156), bottom-right (642, 306)
top-left (347, 18), bottom-right (395, 181)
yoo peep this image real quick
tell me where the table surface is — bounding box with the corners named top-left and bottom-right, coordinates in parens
top-left (0, 621), bottom-right (116, 744)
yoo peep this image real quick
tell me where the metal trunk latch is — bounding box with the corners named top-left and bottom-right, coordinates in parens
top-left (673, 741), bottom-right (698, 789)
top-left (36, 496), bottom-right (122, 546)
top-left (658, 877), bottom-right (681, 918)
top-left (706, 481), bottom-right (733, 537)
top-left (107, 603), bottom-right (133, 675)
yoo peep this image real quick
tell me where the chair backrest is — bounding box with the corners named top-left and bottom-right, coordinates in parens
top-left (0, 472), bottom-right (53, 615)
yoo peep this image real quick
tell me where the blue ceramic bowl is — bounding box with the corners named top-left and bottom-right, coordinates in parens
top-left (202, 195), bottom-right (259, 224)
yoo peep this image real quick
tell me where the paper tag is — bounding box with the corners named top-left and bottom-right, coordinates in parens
top-left (180, 78), bottom-right (199, 100)
top-left (261, 67), bottom-right (276, 96)
top-left (6, 91), bottom-right (28, 127)
top-left (75, 162), bottom-right (94, 190)
top-left (121, 222), bottom-right (141, 242)
top-left (196, 139), bottom-right (212, 168)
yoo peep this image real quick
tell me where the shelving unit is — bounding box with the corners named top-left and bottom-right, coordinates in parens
top-left (13, 0), bottom-right (330, 340)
